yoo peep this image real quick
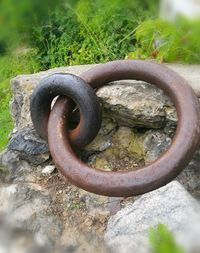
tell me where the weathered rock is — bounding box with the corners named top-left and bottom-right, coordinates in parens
top-left (1, 63), bottom-right (200, 253)
top-left (0, 149), bottom-right (33, 182)
top-left (143, 129), bottom-right (172, 163)
top-left (3, 117), bottom-right (173, 174)
top-left (97, 80), bottom-right (176, 129)
top-left (0, 213), bottom-right (106, 253)
top-left (29, 172), bottom-right (117, 240)
top-left (88, 126), bottom-right (172, 171)
top-left (167, 64), bottom-right (200, 97)
top-left (10, 65), bottom-right (177, 131)
top-left (8, 63), bottom-right (197, 164)
top-left (84, 116), bottom-right (117, 154)
top-left (59, 225), bottom-right (106, 253)
top-left (178, 148), bottom-right (200, 198)
top-left (78, 188), bottom-right (122, 216)
top-left (0, 183), bottom-right (63, 248)
top-left (72, 123), bottom-right (200, 197)
top-left (11, 63), bottom-right (200, 131)
top-left (11, 64), bottom-right (95, 130)
top-left (105, 181), bottom-right (200, 253)
top-left (0, 183), bottom-right (108, 253)
top-left (1, 127), bottom-right (50, 173)
top-left (0, 216), bottom-right (49, 253)
top-left (1, 63), bottom-right (199, 197)
top-left (7, 126), bottom-right (49, 165)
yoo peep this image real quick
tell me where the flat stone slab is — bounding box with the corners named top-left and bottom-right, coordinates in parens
top-left (11, 63), bottom-right (200, 130)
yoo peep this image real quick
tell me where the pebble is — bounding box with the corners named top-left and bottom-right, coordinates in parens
top-left (42, 165), bottom-right (56, 175)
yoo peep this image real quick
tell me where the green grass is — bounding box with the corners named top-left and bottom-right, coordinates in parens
top-left (149, 224), bottom-right (185, 253)
top-left (0, 79), bottom-right (13, 151)
top-left (0, 52), bottom-right (40, 151)
top-left (30, 0), bottom-right (158, 69)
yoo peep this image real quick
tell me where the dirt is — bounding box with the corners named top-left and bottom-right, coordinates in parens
top-left (38, 172), bottom-right (110, 238)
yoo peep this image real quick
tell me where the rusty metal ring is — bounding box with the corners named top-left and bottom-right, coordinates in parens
top-left (48, 60), bottom-right (200, 197)
top-left (30, 74), bottom-right (102, 148)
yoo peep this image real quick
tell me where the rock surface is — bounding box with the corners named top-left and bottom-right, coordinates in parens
top-left (8, 63), bottom-right (178, 168)
top-left (0, 216), bottom-right (49, 253)
top-left (11, 63), bottom-right (200, 131)
top-left (0, 181), bottom-right (108, 252)
top-left (105, 181), bottom-right (200, 253)
top-left (0, 183), bottom-right (63, 248)
top-left (7, 126), bottom-right (49, 165)
top-left (11, 64), bottom-right (94, 130)
top-left (1, 63), bottom-right (200, 251)
top-left (3, 62), bottom-right (199, 196)
top-left (97, 80), bottom-right (177, 129)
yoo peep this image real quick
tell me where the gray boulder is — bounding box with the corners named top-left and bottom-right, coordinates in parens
top-left (1, 63), bottom-right (200, 253)
top-left (0, 183), bottom-right (63, 247)
top-left (4, 62), bottom-right (178, 174)
top-left (105, 181), bottom-right (200, 253)
top-left (0, 216), bottom-right (50, 253)
top-left (11, 63), bottom-right (200, 130)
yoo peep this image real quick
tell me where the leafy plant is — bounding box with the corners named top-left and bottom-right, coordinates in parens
top-left (128, 18), bottom-right (200, 63)
top-left (0, 80), bottom-right (13, 151)
top-left (149, 224), bottom-right (185, 253)
top-left (0, 0), bottom-right (64, 53)
top-left (30, 0), bottom-right (159, 69)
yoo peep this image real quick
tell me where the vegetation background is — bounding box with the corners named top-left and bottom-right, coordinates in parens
top-left (0, 0), bottom-right (159, 150)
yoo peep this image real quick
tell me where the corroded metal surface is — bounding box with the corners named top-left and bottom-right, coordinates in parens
top-left (30, 74), bottom-right (102, 148)
top-left (48, 60), bottom-right (200, 197)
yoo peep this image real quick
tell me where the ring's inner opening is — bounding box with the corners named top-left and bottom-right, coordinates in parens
top-left (68, 106), bottom-right (80, 129)
top-left (80, 80), bottom-right (177, 172)
top-left (52, 96), bottom-right (80, 129)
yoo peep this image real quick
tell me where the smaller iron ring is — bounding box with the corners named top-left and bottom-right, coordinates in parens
top-left (30, 74), bottom-right (102, 148)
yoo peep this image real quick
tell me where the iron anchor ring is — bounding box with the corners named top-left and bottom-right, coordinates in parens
top-left (30, 74), bottom-right (102, 148)
top-left (48, 60), bottom-right (200, 197)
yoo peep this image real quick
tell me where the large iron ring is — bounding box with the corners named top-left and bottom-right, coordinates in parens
top-left (30, 74), bottom-right (102, 148)
top-left (48, 60), bottom-right (200, 197)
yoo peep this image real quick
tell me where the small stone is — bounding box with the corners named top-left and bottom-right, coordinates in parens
top-left (42, 165), bottom-right (56, 176)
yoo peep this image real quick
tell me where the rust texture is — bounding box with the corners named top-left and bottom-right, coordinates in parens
top-left (47, 60), bottom-right (200, 197)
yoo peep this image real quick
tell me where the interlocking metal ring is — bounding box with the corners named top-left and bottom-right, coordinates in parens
top-left (30, 74), bottom-right (102, 148)
top-left (47, 60), bottom-right (200, 197)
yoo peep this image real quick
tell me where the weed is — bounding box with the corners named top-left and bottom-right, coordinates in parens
top-left (128, 18), bottom-right (200, 63)
top-left (149, 224), bottom-right (185, 253)
top-left (30, 0), bottom-right (158, 69)
top-left (0, 51), bottom-right (40, 150)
